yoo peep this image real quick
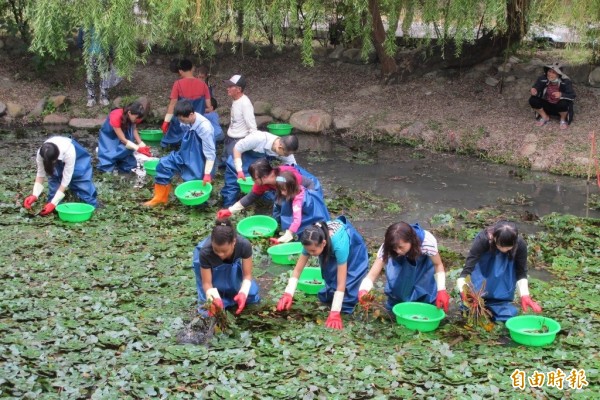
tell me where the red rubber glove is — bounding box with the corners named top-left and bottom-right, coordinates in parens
top-left (233, 292), bottom-right (247, 315)
top-left (269, 238), bottom-right (280, 245)
top-left (276, 293), bottom-right (293, 312)
top-left (237, 171), bottom-right (246, 180)
top-left (436, 289), bottom-right (450, 313)
top-left (23, 195), bottom-right (38, 209)
top-left (161, 121), bottom-right (170, 134)
top-left (325, 311), bottom-right (343, 330)
top-left (216, 209), bottom-right (232, 219)
top-left (39, 203), bottom-right (56, 216)
top-left (202, 174), bottom-right (212, 184)
top-left (208, 298), bottom-right (224, 317)
top-left (521, 295), bottom-right (542, 313)
top-left (137, 146), bottom-right (152, 157)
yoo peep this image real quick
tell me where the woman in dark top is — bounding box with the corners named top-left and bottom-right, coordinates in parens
top-left (456, 221), bottom-right (542, 321)
top-left (192, 220), bottom-right (260, 316)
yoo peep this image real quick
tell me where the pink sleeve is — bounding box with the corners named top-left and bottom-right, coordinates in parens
top-left (288, 189), bottom-right (305, 233)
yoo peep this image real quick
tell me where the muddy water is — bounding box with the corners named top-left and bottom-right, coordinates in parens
top-left (295, 134), bottom-right (600, 238)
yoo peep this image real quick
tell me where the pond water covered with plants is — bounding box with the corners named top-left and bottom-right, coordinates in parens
top-left (0, 129), bottom-right (598, 398)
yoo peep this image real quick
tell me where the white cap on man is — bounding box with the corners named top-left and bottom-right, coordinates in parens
top-left (223, 74), bottom-right (246, 89)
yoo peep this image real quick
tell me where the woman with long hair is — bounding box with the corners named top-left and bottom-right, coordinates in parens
top-left (23, 136), bottom-right (97, 215)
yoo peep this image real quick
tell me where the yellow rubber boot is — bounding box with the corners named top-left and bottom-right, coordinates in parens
top-left (143, 183), bottom-right (171, 207)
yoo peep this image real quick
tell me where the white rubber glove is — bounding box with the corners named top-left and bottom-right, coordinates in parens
top-left (204, 160), bottom-right (215, 176)
top-left (434, 271), bottom-right (446, 291)
top-left (206, 288), bottom-right (221, 301)
top-left (277, 230), bottom-right (294, 243)
top-left (331, 290), bottom-right (345, 312)
top-left (284, 277), bottom-right (298, 296)
top-left (516, 278), bottom-right (530, 296)
top-left (228, 202), bottom-right (245, 214)
top-left (456, 277), bottom-right (466, 294)
top-left (125, 140), bottom-right (139, 151)
top-left (239, 279), bottom-right (252, 297)
top-left (164, 113), bottom-right (173, 123)
top-left (32, 182), bottom-right (44, 197)
top-left (50, 190), bottom-right (65, 206)
top-left (234, 157), bottom-right (243, 173)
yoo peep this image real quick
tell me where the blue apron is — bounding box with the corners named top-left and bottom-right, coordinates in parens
top-left (192, 238), bottom-right (260, 313)
top-left (97, 113), bottom-right (137, 173)
top-left (470, 250), bottom-right (518, 321)
top-left (220, 151), bottom-right (265, 207)
top-left (161, 97), bottom-right (206, 147)
top-left (317, 216), bottom-right (369, 314)
top-left (280, 188), bottom-right (330, 237)
top-left (291, 164), bottom-right (324, 199)
top-left (384, 223), bottom-right (437, 310)
top-left (155, 125), bottom-right (210, 185)
top-left (47, 139), bottom-right (98, 207)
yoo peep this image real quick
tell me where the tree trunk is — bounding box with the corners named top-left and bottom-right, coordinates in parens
top-left (368, 0), bottom-right (397, 81)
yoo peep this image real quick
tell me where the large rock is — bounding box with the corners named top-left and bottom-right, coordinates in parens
top-left (485, 77), bottom-right (499, 87)
top-left (255, 115), bottom-right (273, 128)
top-left (374, 123), bottom-right (404, 137)
top-left (356, 84), bottom-right (383, 97)
top-left (6, 102), bottom-right (25, 118)
top-left (30, 99), bottom-right (47, 118)
top-left (271, 106), bottom-right (292, 122)
top-left (43, 114), bottom-right (69, 125)
top-left (253, 100), bottom-right (271, 115)
top-left (69, 118), bottom-right (105, 130)
top-left (342, 48), bottom-right (376, 64)
top-left (136, 96), bottom-right (151, 115)
top-left (0, 101), bottom-right (6, 117)
top-left (333, 114), bottom-right (358, 130)
top-left (328, 46), bottom-right (345, 60)
top-left (289, 109), bottom-right (332, 133)
top-left (589, 67), bottom-right (600, 87)
top-left (563, 64), bottom-right (591, 84)
top-left (48, 95), bottom-right (67, 109)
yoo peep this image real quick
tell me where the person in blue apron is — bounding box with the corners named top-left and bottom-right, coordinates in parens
top-left (456, 221), bottom-right (542, 321)
top-left (161, 59), bottom-right (210, 148)
top-left (23, 136), bottom-right (98, 215)
top-left (357, 222), bottom-right (450, 313)
top-left (192, 219), bottom-right (260, 316)
top-left (222, 132), bottom-right (298, 207)
top-left (276, 217), bottom-right (369, 330)
top-left (203, 97), bottom-right (226, 168)
top-left (97, 101), bottom-right (150, 173)
top-left (216, 158), bottom-right (323, 221)
top-left (269, 171), bottom-right (330, 244)
top-left (144, 100), bottom-right (216, 207)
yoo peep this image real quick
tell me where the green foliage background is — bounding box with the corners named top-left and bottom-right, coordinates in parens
top-left (0, 132), bottom-right (598, 398)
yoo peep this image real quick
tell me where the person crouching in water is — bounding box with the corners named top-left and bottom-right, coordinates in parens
top-left (143, 99), bottom-right (216, 207)
top-left (23, 136), bottom-right (98, 215)
top-left (192, 219), bottom-right (260, 316)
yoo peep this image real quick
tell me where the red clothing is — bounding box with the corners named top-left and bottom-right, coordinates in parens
top-left (170, 78), bottom-right (211, 101)
top-left (545, 83), bottom-right (560, 104)
top-left (251, 165), bottom-right (303, 196)
top-left (109, 108), bottom-right (124, 128)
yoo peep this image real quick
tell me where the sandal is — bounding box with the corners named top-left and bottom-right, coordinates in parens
top-left (535, 118), bottom-right (550, 127)
top-left (560, 120), bottom-right (568, 130)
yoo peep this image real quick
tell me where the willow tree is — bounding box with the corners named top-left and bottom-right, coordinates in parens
top-left (25, 0), bottom-right (600, 80)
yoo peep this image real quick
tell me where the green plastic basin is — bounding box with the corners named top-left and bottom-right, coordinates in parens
top-left (139, 129), bottom-right (163, 142)
top-left (505, 315), bottom-right (561, 347)
top-left (237, 177), bottom-right (255, 194)
top-left (267, 123), bottom-right (293, 136)
top-left (267, 242), bottom-right (304, 265)
top-left (144, 160), bottom-right (159, 176)
top-left (56, 202), bottom-right (95, 222)
top-left (297, 267), bottom-right (325, 295)
top-left (392, 302), bottom-right (445, 332)
top-left (237, 215), bottom-right (278, 239)
top-left (174, 180), bottom-right (212, 206)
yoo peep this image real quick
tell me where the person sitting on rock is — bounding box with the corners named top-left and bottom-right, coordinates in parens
top-left (529, 63), bottom-right (576, 130)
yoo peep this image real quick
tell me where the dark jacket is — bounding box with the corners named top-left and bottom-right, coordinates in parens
top-left (531, 75), bottom-right (576, 102)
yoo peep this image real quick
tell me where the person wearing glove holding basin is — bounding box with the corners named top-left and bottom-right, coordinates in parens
top-left (276, 217), bottom-right (369, 330)
top-left (221, 129), bottom-right (299, 208)
top-left (357, 222), bottom-right (450, 313)
top-left (456, 221), bottom-right (542, 321)
top-left (23, 136), bottom-right (98, 215)
top-left (97, 101), bottom-right (151, 173)
top-left (161, 59), bottom-right (211, 148)
top-left (144, 100), bottom-right (215, 207)
top-left (216, 158), bottom-right (323, 221)
top-left (269, 171), bottom-right (330, 244)
top-left (192, 219), bottom-right (260, 316)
